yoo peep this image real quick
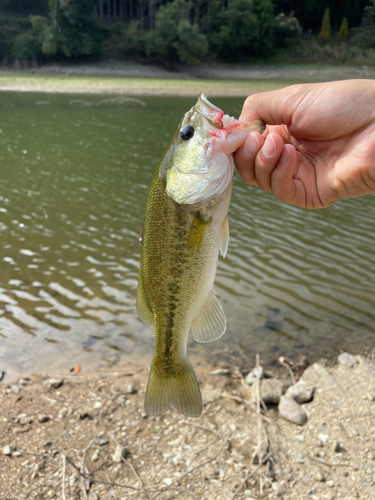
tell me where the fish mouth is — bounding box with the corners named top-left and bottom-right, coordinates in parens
top-left (195, 93), bottom-right (225, 128)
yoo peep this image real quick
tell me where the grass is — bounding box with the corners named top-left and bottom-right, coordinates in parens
top-left (0, 70), bottom-right (303, 96)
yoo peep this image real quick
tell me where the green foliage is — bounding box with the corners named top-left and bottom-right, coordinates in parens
top-left (273, 13), bottom-right (302, 47)
top-left (351, 0), bottom-right (375, 50)
top-left (208, 0), bottom-right (260, 61)
top-left (319, 8), bottom-right (331, 44)
top-left (145, 0), bottom-right (207, 65)
top-left (103, 20), bottom-right (145, 58)
top-left (30, 15), bottom-right (56, 56)
top-left (338, 17), bottom-right (349, 42)
top-left (51, 0), bottom-right (103, 58)
top-left (12, 33), bottom-right (42, 60)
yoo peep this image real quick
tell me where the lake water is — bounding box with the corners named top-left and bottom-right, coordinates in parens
top-left (0, 92), bottom-right (374, 379)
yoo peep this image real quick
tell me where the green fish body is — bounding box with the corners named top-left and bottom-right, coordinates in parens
top-left (137, 94), bottom-right (265, 417)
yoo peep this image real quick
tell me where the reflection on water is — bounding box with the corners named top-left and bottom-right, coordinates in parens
top-left (0, 92), bottom-right (374, 379)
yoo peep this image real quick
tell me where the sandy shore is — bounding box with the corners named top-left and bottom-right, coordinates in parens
top-left (0, 62), bottom-right (374, 96)
top-left (1, 351), bottom-right (375, 500)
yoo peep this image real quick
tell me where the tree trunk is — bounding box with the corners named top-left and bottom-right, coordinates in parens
top-left (99, 0), bottom-right (104, 19)
top-left (140, 0), bottom-right (143, 30)
top-left (120, 0), bottom-right (123, 18)
top-left (114, 0), bottom-right (117, 18)
top-left (108, 0), bottom-right (111, 21)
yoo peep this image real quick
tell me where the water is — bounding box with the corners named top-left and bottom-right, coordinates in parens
top-left (0, 92), bottom-right (374, 379)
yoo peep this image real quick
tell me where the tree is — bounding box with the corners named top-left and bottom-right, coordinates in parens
top-left (338, 17), bottom-right (349, 42)
top-left (145, 0), bottom-right (207, 65)
top-left (351, 0), bottom-right (375, 49)
top-left (208, 0), bottom-right (261, 61)
top-left (273, 12), bottom-right (302, 48)
top-left (319, 7), bottom-right (330, 44)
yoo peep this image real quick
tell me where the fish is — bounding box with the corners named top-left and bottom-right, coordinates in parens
top-left (137, 93), bottom-right (265, 417)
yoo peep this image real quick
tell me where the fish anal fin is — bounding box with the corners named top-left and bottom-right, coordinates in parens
top-left (191, 290), bottom-right (226, 343)
top-left (136, 275), bottom-right (154, 327)
top-left (219, 216), bottom-right (229, 258)
top-left (188, 212), bottom-right (211, 254)
top-left (145, 357), bottom-right (202, 417)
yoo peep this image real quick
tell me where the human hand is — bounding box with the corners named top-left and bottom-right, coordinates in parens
top-left (234, 80), bottom-right (375, 208)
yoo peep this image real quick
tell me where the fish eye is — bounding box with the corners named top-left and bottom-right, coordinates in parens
top-left (180, 125), bottom-right (195, 141)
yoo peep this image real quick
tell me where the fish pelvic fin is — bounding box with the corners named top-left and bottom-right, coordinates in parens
top-left (145, 357), bottom-right (202, 417)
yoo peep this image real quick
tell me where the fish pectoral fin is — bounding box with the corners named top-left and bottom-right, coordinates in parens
top-left (191, 290), bottom-right (226, 343)
top-left (145, 356), bottom-right (202, 417)
top-left (136, 276), bottom-right (154, 327)
top-left (219, 216), bottom-right (229, 258)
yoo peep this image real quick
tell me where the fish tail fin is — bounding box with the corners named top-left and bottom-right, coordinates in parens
top-left (145, 356), bottom-right (202, 417)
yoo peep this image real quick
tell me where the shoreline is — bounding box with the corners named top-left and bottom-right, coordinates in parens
top-left (1, 351), bottom-right (375, 499)
top-left (0, 63), bottom-right (374, 96)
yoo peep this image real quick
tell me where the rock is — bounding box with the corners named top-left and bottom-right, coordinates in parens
top-left (278, 396), bottom-right (307, 425)
top-left (3, 445), bottom-right (16, 456)
top-left (38, 414), bottom-right (50, 423)
top-left (18, 414), bottom-right (33, 425)
top-left (97, 438), bottom-right (109, 446)
top-left (245, 366), bottom-right (264, 386)
top-left (300, 363), bottom-right (344, 394)
top-left (112, 446), bottom-right (128, 463)
top-left (209, 368), bottom-right (231, 376)
top-left (355, 356), bottom-right (375, 379)
top-left (285, 380), bottom-right (315, 404)
top-left (295, 434), bottom-right (305, 442)
top-left (48, 378), bottom-right (64, 389)
top-left (163, 477), bottom-right (173, 486)
top-left (88, 493), bottom-right (99, 500)
top-left (125, 384), bottom-right (137, 394)
top-left (250, 378), bottom-right (290, 404)
top-left (338, 352), bottom-right (358, 368)
top-left (116, 395), bottom-right (127, 407)
top-left (333, 441), bottom-right (341, 452)
top-left (91, 449), bottom-right (100, 462)
top-left (12, 451), bottom-right (22, 457)
top-left (318, 433), bottom-right (329, 443)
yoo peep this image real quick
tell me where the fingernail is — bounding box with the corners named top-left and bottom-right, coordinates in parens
top-left (280, 146), bottom-right (289, 163)
top-left (262, 135), bottom-right (276, 158)
top-left (243, 133), bottom-right (259, 157)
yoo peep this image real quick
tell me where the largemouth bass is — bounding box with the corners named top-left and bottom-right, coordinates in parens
top-left (137, 93), bottom-right (265, 417)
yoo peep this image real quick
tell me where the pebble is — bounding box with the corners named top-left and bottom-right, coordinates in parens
top-left (163, 477), bottom-right (173, 486)
top-left (318, 433), bottom-right (329, 443)
top-left (295, 434), bottom-right (305, 442)
top-left (97, 438), bottom-right (109, 446)
top-left (38, 414), bottom-right (51, 423)
top-left (326, 479), bottom-right (335, 487)
top-left (116, 395), bottom-right (127, 407)
top-left (47, 378), bottom-right (64, 389)
top-left (245, 366), bottom-right (264, 386)
top-left (91, 449), bottom-right (100, 462)
top-left (338, 352), bottom-right (358, 368)
top-left (112, 446), bottom-right (127, 463)
top-left (18, 414), bottom-right (33, 425)
top-left (3, 445), bottom-right (16, 456)
top-left (278, 396), bottom-right (307, 425)
top-left (285, 380), bottom-right (315, 404)
top-left (250, 378), bottom-right (290, 404)
top-left (333, 441), bottom-right (341, 452)
top-left (88, 493), bottom-right (99, 500)
top-left (126, 384), bottom-right (137, 394)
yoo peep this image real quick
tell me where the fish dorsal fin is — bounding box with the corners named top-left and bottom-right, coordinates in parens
top-left (219, 216), bottom-right (229, 258)
top-left (136, 275), bottom-right (154, 327)
top-left (191, 290), bottom-right (226, 343)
